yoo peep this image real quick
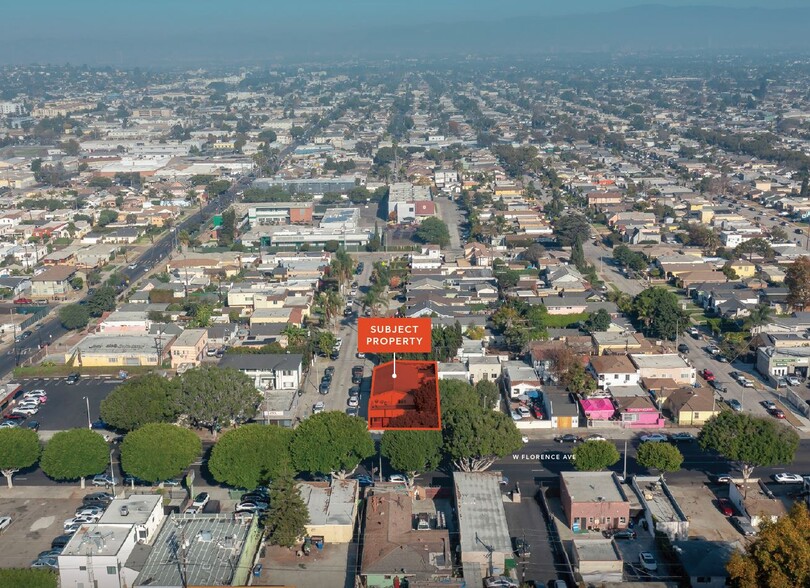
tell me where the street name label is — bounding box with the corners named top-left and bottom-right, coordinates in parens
top-left (358, 318), bottom-right (432, 353)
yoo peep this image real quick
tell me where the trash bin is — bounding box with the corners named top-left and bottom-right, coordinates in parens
top-left (253, 563), bottom-right (263, 577)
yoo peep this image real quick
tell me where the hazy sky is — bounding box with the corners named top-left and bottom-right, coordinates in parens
top-left (2, 1), bottom-right (808, 66)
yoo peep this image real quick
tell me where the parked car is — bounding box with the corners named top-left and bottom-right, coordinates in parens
top-left (329, 351), bottom-right (340, 360)
top-left (484, 576), bottom-right (518, 588)
top-left (192, 492), bottom-right (210, 509)
top-left (727, 399), bottom-right (743, 412)
top-left (324, 366), bottom-right (335, 378)
top-left (554, 434), bottom-right (581, 444)
top-left (773, 473), bottom-right (804, 484)
top-left (787, 375), bottom-right (801, 386)
top-left (731, 516), bottom-right (757, 536)
top-left (235, 501), bottom-right (268, 513)
top-left (91, 474), bottom-right (115, 487)
top-left (64, 515), bottom-right (98, 530)
top-left (349, 386), bottom-right (360, 397)
top-left (0, 516), bottom-right (11, 532)
top-left (347, 396), bottom-right (359, 408)
top-left (769, 408), bottom-right (786, 419)
top-left (351, 474), bottom-right (374, 487)
top-left (13, 298), bottom-right (33, 305)
top-left (51, 534), bottom-right (72, 549)
top-left (388, 474), bottom-right (407, 484)
top-left (689, 327), bottom-right (700, 338)
top-left (669, 432), bottom-right (695, 442)
top-left (83, 492), bottom-right (113, 506)
top-left (312, 402), bottom-right (325, 415)
top-left (31, 556), bottom-right (58, 570)
top-left (761, 400), bottom-right (777, 411)
top-left (346, 407), bottom-right (359, 417)
top-left (639, 551), bottom-right (658, 572)
top-left (584, 434), bottom-right (606, 442)
top-left (516, 406), bottom-right (531, 418)
top-left (66, 372), bottom-right (80, 384)
top-left (23, 390), bottom-right (47, 400)
top-left (510, 410), bottom-right (523, 421)
top-left (612, 529), bottom-right (636, 539)
top-left (640, 433), bottom-right (667, 443)
top-left (701, 369), bottom-right (715, 382)
top-left (677, 343), bottom-right (689, 354)
top-left (717, 498), bottom-right (734, 517)
top-left (729, 371), bottom-right (741, 380)
top-left (710, 381), bottom-right (728, 393)
top-left (319, 383), bottom-right (330, 395)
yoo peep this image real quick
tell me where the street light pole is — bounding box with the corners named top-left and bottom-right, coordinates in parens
top-left (84, 396), bottom-right (91, 429)
top-left (109, 449), bottom-right (117, 497)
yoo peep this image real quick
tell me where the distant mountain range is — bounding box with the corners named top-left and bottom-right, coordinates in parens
top-left (2, 4), bottom-right (810, 66)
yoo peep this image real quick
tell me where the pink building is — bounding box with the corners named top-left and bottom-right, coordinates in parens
top-left (614, 395), bottom-right (665, 429)
top-left (580, 398), bottom-right (616, 421)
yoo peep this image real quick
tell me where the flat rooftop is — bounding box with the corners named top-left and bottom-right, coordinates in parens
top-left (573, 539), bottom-right (622, 562)
top-left (561, 472), bottom-right (627, 504)
top-left (135, 514), bottom-right (254, 587)
top-left (76, 334), bottom-right (158, 355)
top-left (630, 353), bottom-right (690, 369)
top-left (60, 524), bottom-right (134, 557)
top-left (454, 471), bottom-right (512, 557)
top-left (634, 478), bottom-right (686, 524)
top-left (298, 480), bottom-right (357, 526)
top-left (99, 494), bottom-right (162, 526)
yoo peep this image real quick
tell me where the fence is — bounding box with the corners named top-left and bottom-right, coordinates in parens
top-left (784, 386), bottom-right (810, 418)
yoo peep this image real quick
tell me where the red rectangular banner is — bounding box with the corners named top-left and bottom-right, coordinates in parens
top-left (357, 317), bottom-right (432, 353)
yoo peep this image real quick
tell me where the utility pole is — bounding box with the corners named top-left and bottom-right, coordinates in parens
top-left (623, 439), bottom-right (628, 481)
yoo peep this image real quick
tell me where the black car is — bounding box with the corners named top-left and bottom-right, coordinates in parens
top-left (612, 529), bottom-right (637, 540)
top-left (352, 374), bottom-right (362, 385)
top-left (349, 386), bottom-right (360, 397)
top-left (83, 492), bottom-right (114, 506)
top-left (512, 537), bottom-right (531, 558)
top-left (554, 434), bottom-right (582, 444)
top-left (21, 330), bottom-right (32, 339)
top-left (324, 367), bottom-right (335, 377)
top-left (26, 420), bottom-right (40, 431)
top-left (321, 374), bottom-right (332, 385)
top-left (677, 343), bottom-right (689, 353)
top-left (51, 535), bottom-right (74, 549)
top-left (352, 365), bottom-right (364, 376)
top-left (329, 351), bottom-right (340, 360)
top-left (356, 263), bottom-right (364, 275)
top-left (319, 383), bottom-right (330, 395)
top-left (66, 372), bottom-right (80, 384)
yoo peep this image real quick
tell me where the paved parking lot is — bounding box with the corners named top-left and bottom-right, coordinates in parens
top-left (667, 483), bottom-right (741, 542)
top-left (14, 377), bottom-right (120, 433)
top-left (0, 492), bottom-right (85, 568)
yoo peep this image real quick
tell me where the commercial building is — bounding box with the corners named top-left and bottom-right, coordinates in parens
top-left (169, 328), bottom-right (208, 369)
top-left (252, 177), bottom-right (357, 195)
top-left (133, 513), bottom-right (262, 587)
top-left (247, 202), bottom-right (313, 225)
top-left (560, 472), bottom-right (630, 532)
top-left (71, 335), bottom-right (166, 368)
top-left (629, 353), bottom-right (696, 385)
top-left (298, 479), bottom-right (359, 544)
top-left (387, 182), bottom-right (432, 224)
top-left (453, 472), bottom-right (513, 583)
top-left (218, 353), bottom-right (303, 390)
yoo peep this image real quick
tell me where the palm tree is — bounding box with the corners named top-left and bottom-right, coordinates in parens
top-left (744, 303), bottom-right (773, 332)
top-left (282, 324), bottom-right (308, 347)
top-left (362, 286), bottom-right (388, 317)
top-left (317, 291), bottom-right (343, 333)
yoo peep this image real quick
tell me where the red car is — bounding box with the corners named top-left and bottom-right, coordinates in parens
top-left (13, 298), bottom-right (32, 305)
top-left (717, 498), bottom-right (734, 517)
top-left (769, 408), bottom-right (786, 419)
top-left (702, 369), bottom-right (715, 382)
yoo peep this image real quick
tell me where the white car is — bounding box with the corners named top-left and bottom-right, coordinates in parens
top-left (516, 406), bottom-right (531, 418)
top-left (773, 473), bottom-right (804, 484)
top-left (639, 551), bottom-right (658, 572)
top-left (64, 515), bottom-right (98, 530)
top-left (521, 435), bottom-right (529, 443)
top-left (11, 406), bottom-right (38, 416)
top-left (312, 401), bottom-right (325, 414)
top-left (0, 516), bottom-right (11, 532)
top-left (23, 390), bottom-right (46, 400)
top-left (347, 396), bottom-right (359, 408)
top-left (640, 433), bottom-right (667, 443)
top-left (388, 474), bottom-right (407, 484)
top-left (787, 376), bottom-right (801, 386)
top-left (585, 434), bottom-right (607, 442)
top-left (75, 506), bottom-right (105, 517)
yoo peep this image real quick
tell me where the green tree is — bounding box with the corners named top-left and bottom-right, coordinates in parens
top-left (40, 429), bottom-right (108, 488)
top-left (178, 366), bottom-right (262, 434)
top-left (97, 209), bottom-right (118, 227)
top-left (632, 287), bottom-right (689, 340)
top-left (208, 424), bottom-right (294, 490)
top-left (744, 304), bottom-right (773, 331)
top-left (258, 129), bottom-right (277, 144)
top-left (218, 207), bottom-right (236, 246)
top-left (263, 467), bottom-right (309, 548)
top-left (120, 423), bottom-right (201, 483)
top-left (769, 226), bottom-right (790, 243)
top-left (786, 256), bottom-right (810, 310)
top-left (474, 379), bottom-right (500, 409)
top-left (699, 412), bottom-right (799, 498)
top-left (315, 330), bottom-right (337, 356)
top-left (0, 428), bottom-right (40, 488)
top-left (584, 308), bottom-right (612, 333)
top-left (636, 442), bottom-right (684, 478)
top-left (69, 276), bottom-right (84, 290)
top-left (58, 303), bottom-right (90, 330)
top-left (727, 502), bottom-right (810, 588)
top-left (290, 412), bottom-right (374, 478)
top-left (572, 440), bottom-right (621, 471)
top-left (733, 237), bottom-right (774, 262)
top-left (554, 213), bottom-right (591, 247)
top-left (570, 237), bottom-right (586, 272)
top-left (100, 374), bottom-right (180, 431)
top-left (415, 217), bottom-right (451, 247)
top-left (87, 285), bottom-right (117, 317)
top-left (381, 430), bottom-right (443, 484)
top-left (440, 380), bottom-right (523, 471)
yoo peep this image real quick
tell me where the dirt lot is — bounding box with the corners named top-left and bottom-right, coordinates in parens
top-left (667, 483), bottom-right (741, 542)
top-left (0, 495), bottom-right (85, 568)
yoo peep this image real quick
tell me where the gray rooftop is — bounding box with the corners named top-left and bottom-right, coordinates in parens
top-left (60, 524), bottom-right (135, 557)
top-left (561, 472), bottom-right (628, 504)
top-left (630, 353), bottom-right (690, 370)
top-left (134, 514), bottom-right (256, 587)
top-left (99, 495), bottom-right (162, 526)
top-left (573, 539), bottom-right (622, 562)
top-left (454, 472), bottom-right (513, 557)
top-left (219, 353), bottom-right (303, 372)
top-left (298, 480), bottom-right (358, 526)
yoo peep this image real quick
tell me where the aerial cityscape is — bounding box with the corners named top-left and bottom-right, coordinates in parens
top-left (0, 2), bottom-right (809, 588)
